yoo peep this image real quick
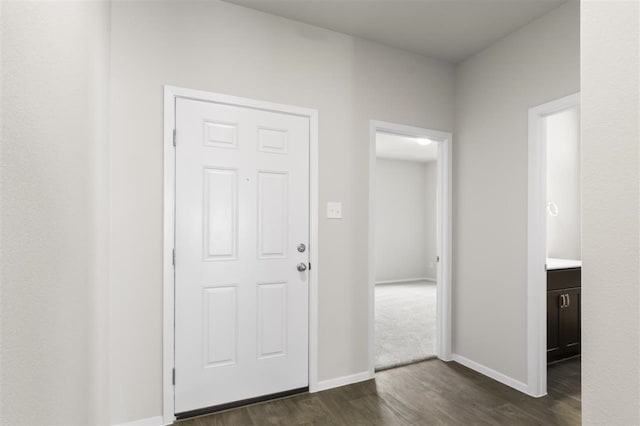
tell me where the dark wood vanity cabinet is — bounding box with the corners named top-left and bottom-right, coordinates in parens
top-left (547, 268), bottom-right (581, 363)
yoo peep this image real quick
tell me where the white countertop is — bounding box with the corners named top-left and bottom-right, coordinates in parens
top-left (546, 258), bottom-right (582, 270)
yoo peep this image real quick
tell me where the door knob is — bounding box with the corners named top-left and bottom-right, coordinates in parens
top-left (297, 263), bottom-right (307, 272)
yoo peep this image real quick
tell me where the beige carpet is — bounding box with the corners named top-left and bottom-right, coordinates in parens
top-left (375, 281), bottom-right (437, 370)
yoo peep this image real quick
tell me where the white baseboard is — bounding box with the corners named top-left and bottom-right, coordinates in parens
top-left (113, 416), bottom-right (165, 426)
top-left (451, 354), bottom-right (530, 395)
top-left (314, 370), bottom-right (374, 392)
top-left (375, 277), bottom-right (435, 285)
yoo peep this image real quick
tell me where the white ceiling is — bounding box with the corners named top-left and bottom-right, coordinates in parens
top-left (376, 132), bottom-right (438, 162)
top-left (223, 0), bottom-right (569, 63)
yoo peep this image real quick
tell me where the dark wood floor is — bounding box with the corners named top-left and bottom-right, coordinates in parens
top-left (176, 357), bottom-right (581, 425)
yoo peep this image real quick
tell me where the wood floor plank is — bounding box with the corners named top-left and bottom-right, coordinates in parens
top-left (177, 406), bottom-right (253, 426)
top-left (175, 357), bottom-right (581, 425)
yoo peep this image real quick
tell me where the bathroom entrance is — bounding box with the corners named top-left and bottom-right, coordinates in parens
top-left (528, 93), bottom-right (581, 396)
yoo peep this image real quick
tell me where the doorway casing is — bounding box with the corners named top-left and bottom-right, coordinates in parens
top-left (368, 120), bottom-right (453, 375)
top-left (527, 92), bottom-right (580, 397)
top-left (163, 86), bottom-right (319, 424)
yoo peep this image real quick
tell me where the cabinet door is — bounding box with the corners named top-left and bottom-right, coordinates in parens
top-left (561, 288), bottom-right (581, 356)
top-left (547, 288), bottom-right (581, 363)
top-left (547, 290), bottom-right (563, 361)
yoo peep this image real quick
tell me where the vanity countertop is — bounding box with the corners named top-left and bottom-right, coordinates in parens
top-left (546, 258), bottom-right (582, 270)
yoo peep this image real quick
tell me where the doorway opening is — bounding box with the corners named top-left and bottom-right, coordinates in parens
top-left (368, 120), bottom-right (452, 375)
top-left (527, 93), bottom-right (581, 397)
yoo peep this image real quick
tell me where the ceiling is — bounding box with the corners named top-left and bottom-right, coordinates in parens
top-left (222, 0), bottom-right (568, 63)
top-left (376, 132), bottom-right (438, 162)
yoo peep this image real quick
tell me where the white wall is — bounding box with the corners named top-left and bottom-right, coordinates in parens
top-left (108, 1), bottom-right (454, 422)
top-left (546, 106), bottom-right (581, 260)
top-left (0, 1), bottom-right (111, 425)
top-left (581, 1), bottom-right (640, 424)
top-left (375, 158), bottom-right (437, 282)
top-left (453, 2), bottom-right (579, 382)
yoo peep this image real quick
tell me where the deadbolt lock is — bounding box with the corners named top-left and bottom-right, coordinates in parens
top-left (297, 243), bottom-right (306, 253)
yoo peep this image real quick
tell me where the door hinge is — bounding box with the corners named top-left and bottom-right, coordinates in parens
top-left (172, 368), bottom-right (175, 385)
top-left (309, 262), bottom-right (311, 271)
top-left (172, 129), bottom-right (177, 147)
top-left (436, 256), bottom-right (440, 263)
top-left (172, 248), bottom-right (175, 267)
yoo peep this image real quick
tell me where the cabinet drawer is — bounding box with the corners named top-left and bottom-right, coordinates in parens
top-left (547, 268), bottom-right (581, 291)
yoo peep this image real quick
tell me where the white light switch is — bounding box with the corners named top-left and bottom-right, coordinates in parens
top-left (327, 202), bottom-right (342, 219)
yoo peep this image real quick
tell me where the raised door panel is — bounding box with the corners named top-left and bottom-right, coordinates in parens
top-left (203, 286), bottom-right (238, 367)
top-left (257, 282), bottom-right (288, 359)
top-left (561, 288), bottom-right (581, 355)
top-left (204, 121), bottom-right (238, 149)
top-left (547, 291), bottom-right (561, 350)
top-left (257, 172), bottom-right (288, 259)
top-left (547, 290), bottom-right (562, 362)
top-left (258, 127), bottom-right (288, 154)
top-left (203, 168), bottom-right (238, 261)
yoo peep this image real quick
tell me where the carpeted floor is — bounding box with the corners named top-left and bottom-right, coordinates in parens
top-left (375, 281), bottom-right (437, 370)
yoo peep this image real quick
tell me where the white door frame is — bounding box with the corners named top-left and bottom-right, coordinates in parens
top-left (368, 120), bottom-right (453, 375)
top-left (163, 86), bottom-right (319, 424)
top-left (526, 92), bottom-right (580, 397)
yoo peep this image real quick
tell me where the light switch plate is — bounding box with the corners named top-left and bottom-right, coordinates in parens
top-left (327, 202), bottom-right (342, 219)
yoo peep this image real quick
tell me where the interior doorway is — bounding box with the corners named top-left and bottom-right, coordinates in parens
top-left (527, 93), bottom-right (581, 396)
top-left (374, 132), bottom-right (438, 369)
top-left (368, 121), bottom-right (452, 374)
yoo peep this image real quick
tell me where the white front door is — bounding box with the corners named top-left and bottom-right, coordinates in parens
top-left (174, 98), bottom-right (310, 414)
